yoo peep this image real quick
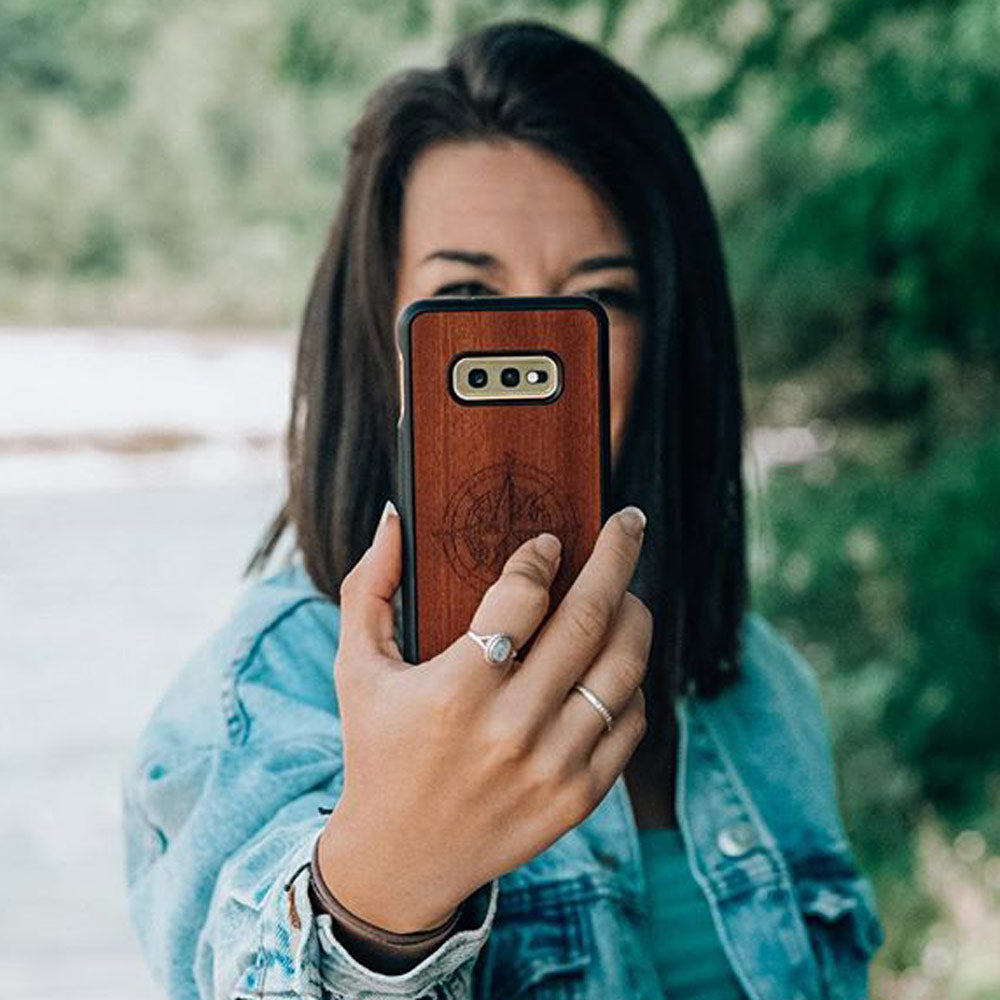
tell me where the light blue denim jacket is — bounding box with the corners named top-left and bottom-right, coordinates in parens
top-left (121, 559), bottom-right (884, 1000)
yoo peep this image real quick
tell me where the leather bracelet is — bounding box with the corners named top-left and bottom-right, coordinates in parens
top-left (308, 832), bottom-right (464, 951)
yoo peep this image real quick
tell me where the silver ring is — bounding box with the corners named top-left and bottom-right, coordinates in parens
top-left (465, 630), bottom-right (518, 664)
top-left (571, 682), bottom-right (615, 732)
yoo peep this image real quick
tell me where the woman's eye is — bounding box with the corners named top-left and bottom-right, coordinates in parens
top-left (433, 281), bottom-right (496, 297)
top-left (584, 288), bottom-right (639, 314)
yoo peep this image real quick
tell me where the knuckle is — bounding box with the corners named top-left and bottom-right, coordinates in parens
top-left (480, 577), bottom-right (503, 605)
top-left (333, 649), bottom-right (355, 688)
top-left (338, 567), bottom-right (363, 601)
top-left (625, 706), bottom-right (648, 743)
top-left (625, 591), bottom-right (654, 631)
top-left (501, 569), bottom-right (550, 617)
top-left (610, 651), bottom-right (647, 692)
top-left (564, 593), bottom-right (610, 644)
top-left (525, 750), bottom-right (572, 792)
top-left (485, 720), bottom-right (535, 767)
top-left (501, 548), bottom-right (546, 583)
top-left (603, 533), bottom-right (637, 567)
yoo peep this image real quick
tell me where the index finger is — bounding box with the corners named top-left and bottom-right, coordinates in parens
top-left (336, 500), bottom-right (403, 665)
top-left (505, 505), bottom-right (646, 709)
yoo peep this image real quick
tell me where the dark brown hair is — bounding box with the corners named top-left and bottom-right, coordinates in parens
top-left (246, 18), bottom-right (748, 754)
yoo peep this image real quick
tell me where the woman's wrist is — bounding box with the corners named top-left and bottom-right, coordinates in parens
top-left (309, 830), bottom-right (463, 940)
top-left (308, 831), bottom-right (465, 973)
top-left (314, 807), bottom-right (467, 931)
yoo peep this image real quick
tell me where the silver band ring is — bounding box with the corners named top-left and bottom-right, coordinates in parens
top-left (571, 682), bottom-right (615, 732)
top-left (466, 630), bottom-right (518, 664)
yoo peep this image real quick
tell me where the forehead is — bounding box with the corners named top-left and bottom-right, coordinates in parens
top-left (398, 139), bottom-right (628, 266)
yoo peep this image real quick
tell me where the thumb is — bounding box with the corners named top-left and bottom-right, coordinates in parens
top-left (338, 499), bottom-right (404, 663)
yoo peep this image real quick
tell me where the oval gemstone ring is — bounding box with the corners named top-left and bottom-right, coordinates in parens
top-left (465, 630), bottom-right (517, 664)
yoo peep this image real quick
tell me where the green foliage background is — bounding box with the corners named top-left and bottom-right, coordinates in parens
top-left (3, 0), bottom-right (997, 995)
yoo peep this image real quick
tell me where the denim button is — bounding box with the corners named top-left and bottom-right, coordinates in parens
top-left (717, 822), bottom-right (757, 857)
top-left (809, 887), bottom-right (851, 920)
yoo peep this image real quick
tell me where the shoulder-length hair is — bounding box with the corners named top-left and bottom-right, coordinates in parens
top-left (246, 18), bottom-right (748, 750)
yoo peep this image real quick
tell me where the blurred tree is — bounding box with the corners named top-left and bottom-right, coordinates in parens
top-left (0, 0), bottom-right (148, 113)
top-left (650, 0), bottom-right (1000, 827)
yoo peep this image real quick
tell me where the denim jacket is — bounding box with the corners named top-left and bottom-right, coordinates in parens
top-left (121, 559), bottom-right (884, 1000)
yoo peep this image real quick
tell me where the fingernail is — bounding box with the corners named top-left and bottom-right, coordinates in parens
top-left (379, 499), bottom-right (398, 529)
top-left (534, 532), bottom-right (561, 562)
top-left (616, 506), bottom-right (646, 537)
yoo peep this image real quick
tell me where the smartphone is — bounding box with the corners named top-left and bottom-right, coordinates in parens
top-left (395, 295), bottom-right (611, 664)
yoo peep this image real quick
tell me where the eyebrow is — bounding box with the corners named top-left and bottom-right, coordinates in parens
top-left (418, 249), bottom-right (637, 277)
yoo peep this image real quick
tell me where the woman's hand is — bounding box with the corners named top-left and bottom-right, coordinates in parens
top-left (317, 500), bottom-right (651, 933)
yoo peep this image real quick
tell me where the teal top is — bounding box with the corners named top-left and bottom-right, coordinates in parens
top-left (637, 827), bottom-right (745, 999)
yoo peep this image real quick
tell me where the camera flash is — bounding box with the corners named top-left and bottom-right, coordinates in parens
top-left (526, 370), bottom-right (547, 384)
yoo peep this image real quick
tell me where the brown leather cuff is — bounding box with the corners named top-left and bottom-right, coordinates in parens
top-left (308, 832), bottom-right (465, 975)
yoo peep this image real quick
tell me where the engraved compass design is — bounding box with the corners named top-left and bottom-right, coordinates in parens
top-left (434, 451), bottom-right (581, 591)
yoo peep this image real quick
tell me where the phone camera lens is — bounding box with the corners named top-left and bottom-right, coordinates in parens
top-left (500, 367), bottom-right (520, 387)
top-left (468, 368), bottom-right (488, 388)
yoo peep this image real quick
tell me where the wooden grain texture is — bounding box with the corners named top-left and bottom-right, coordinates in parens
top-left (406, 305), bottom-right (606, 661)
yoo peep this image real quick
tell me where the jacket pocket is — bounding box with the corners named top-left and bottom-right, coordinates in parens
top-left (795, 872), bottom-right (885, 1000)
top-left (474, 908), bottom-right (590, 1000)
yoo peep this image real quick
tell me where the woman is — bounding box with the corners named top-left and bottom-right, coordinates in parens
top-left (122, 19), bottom-right (884, 1000)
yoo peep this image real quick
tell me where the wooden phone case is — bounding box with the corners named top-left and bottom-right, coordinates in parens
top-left (395, 295), bottom-right (611, 664)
